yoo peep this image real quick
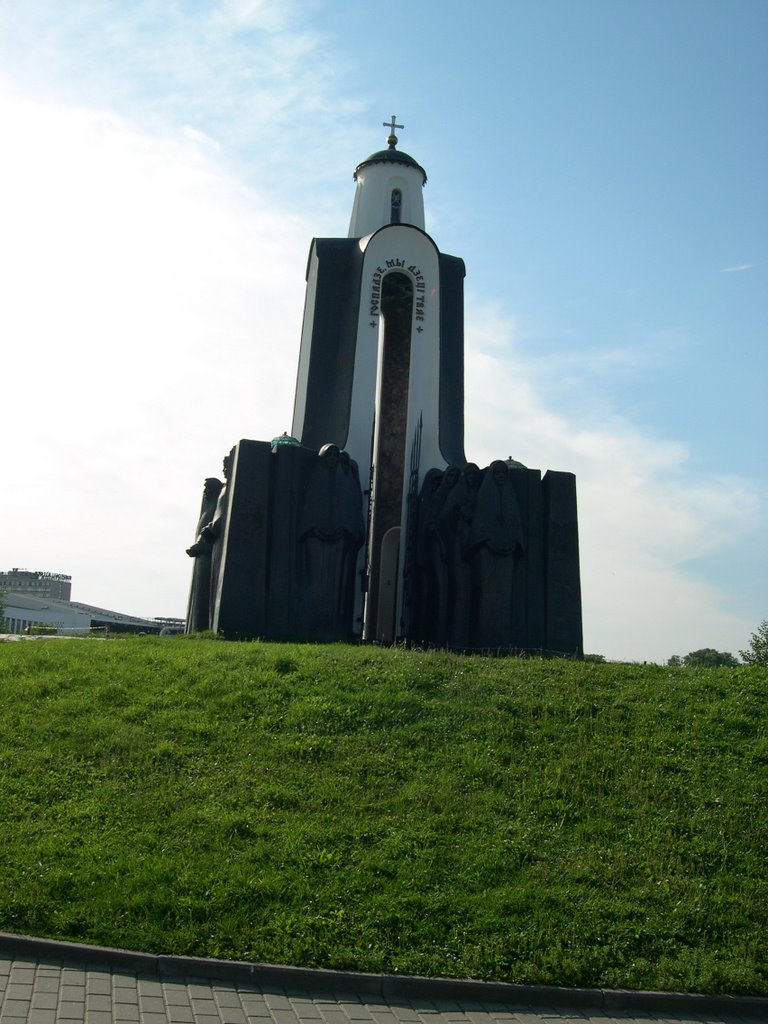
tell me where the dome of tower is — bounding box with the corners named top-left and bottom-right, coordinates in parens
top-left (353, 147), bottom-right (427, 184)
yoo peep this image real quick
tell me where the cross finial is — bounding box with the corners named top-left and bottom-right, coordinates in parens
top-left (383, 114), bottom-right (404, 148)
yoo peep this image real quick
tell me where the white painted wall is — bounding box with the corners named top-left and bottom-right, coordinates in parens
top-left (345, 225), bottom-right (447, 637)
top-left (346, 225), bottom-right (445, 495)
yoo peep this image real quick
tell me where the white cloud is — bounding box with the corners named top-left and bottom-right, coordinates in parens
top-left (0, 0), bottom-right (350, 203)
top-left (720, 263), bottom-right (754, 273)
top-left (0, 81), bottom-right (309, 617)
top-left (212, 0), bottom-right (302, 32)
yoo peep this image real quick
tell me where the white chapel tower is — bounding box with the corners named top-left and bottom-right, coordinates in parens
top-left (291, 118), bottom-right (468, 639)
top-left (347, 116), bottom-right (426, 236)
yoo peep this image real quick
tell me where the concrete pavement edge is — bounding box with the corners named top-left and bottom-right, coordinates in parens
top-left (1, 930), bottom-right (766, 1018)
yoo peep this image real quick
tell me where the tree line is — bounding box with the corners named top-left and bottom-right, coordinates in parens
top-left (668, 620), bottom-right (768, 667)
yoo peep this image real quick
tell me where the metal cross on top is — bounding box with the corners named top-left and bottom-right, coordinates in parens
top-left (383, 114), bottom-right (404, 146)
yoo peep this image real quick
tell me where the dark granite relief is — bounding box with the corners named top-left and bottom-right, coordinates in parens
top-left (185, 445), bottom-right (581, 653)
top-left (186, 441), bottom-right (365, 641)
top-left (185, 476), bottom-right (223, 633)
top-left (206, 454), bottom-right (233, 622)
top-left (409, 461), bottom-right (582, 656)
top-left (183, 218), bottom-right (582, 651)
top-left (183, 452), bottom-right (234, 634)
top-left (467, 462), bottom-right (525, 649)
top-left (412, 467), bottom-right (445, 645)
top-left (298, 443), bottom-right (365, 641)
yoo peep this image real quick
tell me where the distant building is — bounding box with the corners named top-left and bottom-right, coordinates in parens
top-left (3, 595), bottom-right (91, 634)
top-left (1, 568), bottom-right (170, 634)
top-left (0, 568), bottom-right (72, 601)
top-left (2, 594), bottom-right (159, 635)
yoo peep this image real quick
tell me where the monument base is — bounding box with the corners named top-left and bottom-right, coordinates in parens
top-left (186, 447), bottom-right (582, 656)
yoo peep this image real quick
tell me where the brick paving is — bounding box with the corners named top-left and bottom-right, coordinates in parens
top-left (2, 945), bottom-right (766, 1024)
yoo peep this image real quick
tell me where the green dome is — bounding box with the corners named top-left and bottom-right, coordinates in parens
top-left (271, 432), bottom-right (300, 451)
top-left (353, 147), bottom-right (427, 184)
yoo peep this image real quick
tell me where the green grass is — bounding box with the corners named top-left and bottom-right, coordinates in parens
top-left (0, 637), bottom-right (766, 995)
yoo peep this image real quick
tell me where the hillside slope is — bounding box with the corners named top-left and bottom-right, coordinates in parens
top-left (1, 638), bottom-right (765, 994)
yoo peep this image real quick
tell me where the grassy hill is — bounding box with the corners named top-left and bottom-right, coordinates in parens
top-left (0, 636), bottom-right (765, 995)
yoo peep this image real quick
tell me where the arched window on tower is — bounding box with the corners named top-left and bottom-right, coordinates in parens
top-left (390, 189), bottom-right (402, 224)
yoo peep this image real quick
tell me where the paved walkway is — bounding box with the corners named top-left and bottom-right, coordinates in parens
top-left (1, 935), bottom-right (765, 1024)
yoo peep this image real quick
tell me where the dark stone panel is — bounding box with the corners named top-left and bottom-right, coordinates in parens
top-left (466, 461), bottom-right (528, 650)
top-left (195, 440), bottom-right (365, 642)
top-left (299, 239), bottom-right (363, 451)
top-left (265, 443), bottom-right (318, 639)
top-left (542, 471), bottom-right (583, 656)
top-left (437, 253), bottom-right (467, 467)
top-left (511, 468), bottom-right (545, 650)
top-left (188, 450), bottom-right (584, 652)
top-left (407, 462), bottom-right (582, 655)
top-left (213, 440), bottom-right (272, 638)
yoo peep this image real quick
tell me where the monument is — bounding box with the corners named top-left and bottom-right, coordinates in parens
top-left (186, 118), bottom-right (583, 655)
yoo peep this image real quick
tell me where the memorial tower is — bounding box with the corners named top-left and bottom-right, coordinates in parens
top-left (291, 117), bottom-right (467, 640)
top-left (186, 119), bottom-right (583, 655)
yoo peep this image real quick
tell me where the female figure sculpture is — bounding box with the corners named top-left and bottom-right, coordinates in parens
top-left (467, 460), bottom-right (525, 649)
top-left (299, 444), bottom-right (364, 639)
top-left (185, 476), bottom-right (224, 632)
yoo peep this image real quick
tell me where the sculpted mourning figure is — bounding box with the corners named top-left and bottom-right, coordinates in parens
top-left (185, 476), bottom-right (223, 632)
top-left (446, 462), bottom-right (483, 648)
top-left (299, 444), bottom-right (364, 638)
top-left (412, 468), bottom-right (444, 641)
top-left (338, 449), bottom-right (366, 632)
top-left (428, 464), bottom-right (462, 646)
top-left (200, 452), bottom-right (232, 630)
top-left (467, 460), bottom-right (525, 649)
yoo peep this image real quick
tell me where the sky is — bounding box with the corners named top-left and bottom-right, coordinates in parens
top-left (1, 0), bottom-right (766, 662)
